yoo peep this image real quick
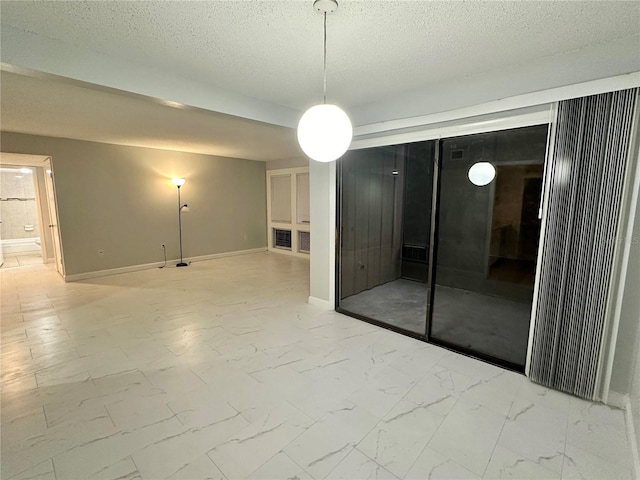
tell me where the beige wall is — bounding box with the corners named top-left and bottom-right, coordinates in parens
top-left (1, 132), bottom-right (267, 276)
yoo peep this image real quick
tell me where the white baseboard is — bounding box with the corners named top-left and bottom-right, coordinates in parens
top-left (625, 396), bottom-right (640, 480)
top-left (607, 391), bottom-right (628, 409)
top-left (64, 247), bottom-right (267, 282)
top-left (308, 296), bottom-right (333, 309)
top-left (268, 247), bottom-right (311, 259)
top-left (609, 391), bottom-right (640, 479)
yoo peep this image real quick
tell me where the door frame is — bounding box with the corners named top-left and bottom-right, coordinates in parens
top-left (43, 157), bottom-right (65, 276)
top-left (0, 153), bottom-right (64, 275)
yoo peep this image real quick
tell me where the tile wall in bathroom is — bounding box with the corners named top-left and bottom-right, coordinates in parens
top-left (0, 169), bottom-right (40, 240)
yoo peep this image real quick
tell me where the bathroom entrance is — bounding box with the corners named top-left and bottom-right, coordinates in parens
top-left (0, 153), bottom-right (62, 273)
top-left (336, 125), bottom-right (549, 370)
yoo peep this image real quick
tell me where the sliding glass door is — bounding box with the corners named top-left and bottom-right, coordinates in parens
top-left (429, 125), bottom-right (548, 369)
top-left (337, 124), bottom-right (549, 370)
top-left (338, 141), bottom-right (435, 335)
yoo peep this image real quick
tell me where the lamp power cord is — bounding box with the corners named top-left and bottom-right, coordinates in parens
top-left (159, 244), bottom-right (167, 269)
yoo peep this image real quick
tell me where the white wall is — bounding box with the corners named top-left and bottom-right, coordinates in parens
top-left (308, 161), bottom-right (335, 309)
top-left (610, 146), bottom-right (640, 450)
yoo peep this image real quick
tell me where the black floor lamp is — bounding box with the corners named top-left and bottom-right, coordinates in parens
top-left (172, 178), bottom-right (189, 267)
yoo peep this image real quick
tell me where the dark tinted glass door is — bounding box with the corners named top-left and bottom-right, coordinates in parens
top-left (338, 142), bottom-right (435, 335)
top-left (429, 125), bottom-right (548, 369)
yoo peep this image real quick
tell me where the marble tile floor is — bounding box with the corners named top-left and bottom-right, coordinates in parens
top-left (0, 253), bottom-right (634, 480)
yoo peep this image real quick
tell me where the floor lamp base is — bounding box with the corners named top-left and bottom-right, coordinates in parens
top-left (176, 262), bottom-right (189, 267)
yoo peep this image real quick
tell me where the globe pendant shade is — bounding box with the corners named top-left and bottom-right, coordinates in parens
top-left (468, 162), bottom-right (496, 186)
top-left (297, 104), bottom-right (353, 162)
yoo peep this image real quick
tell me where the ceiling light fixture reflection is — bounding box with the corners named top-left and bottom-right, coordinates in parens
top-left (160, 99), bottom-right (186, 109)
top-left (297, 0), bottom-right (352, 163)
top-left (468, 162), bottom-right (496, 186)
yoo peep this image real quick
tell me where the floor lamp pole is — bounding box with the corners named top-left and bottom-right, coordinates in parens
top-left (176, 185), bottom-right (188, 267)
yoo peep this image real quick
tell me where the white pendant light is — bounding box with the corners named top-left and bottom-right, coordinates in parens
top-left (297, 0), bottom-right (352, 163)
top-left (468, 162), bottom-right (496, 186)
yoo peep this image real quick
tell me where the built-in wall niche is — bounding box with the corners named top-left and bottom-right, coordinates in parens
top-left (266, 167), bottom-right (310, 257)
top-left (270, 175), bottom-right (291, 223)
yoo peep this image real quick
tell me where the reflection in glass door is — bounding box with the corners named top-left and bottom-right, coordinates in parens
top-left (429, 125), bottom-right (548, 369)
top-left (338, 142), bottom-right (435, 335)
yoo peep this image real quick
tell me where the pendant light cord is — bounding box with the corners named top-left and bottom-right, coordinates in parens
top-left (323, 12), bottom-right (327, 104)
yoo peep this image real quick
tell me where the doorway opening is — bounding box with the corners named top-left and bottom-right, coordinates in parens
top-left (0, 153), bottom-right (64, 276)
top-left (336, 125), bottom-right (549, 371)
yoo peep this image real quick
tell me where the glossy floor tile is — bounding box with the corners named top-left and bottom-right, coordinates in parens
top-left (0, 253), bottom-right (634, 480)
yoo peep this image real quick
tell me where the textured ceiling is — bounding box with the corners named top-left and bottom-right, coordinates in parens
top-left (2, 0), bottom-right (639, 112)
top-left (0, 1), bottom-right (639, 158)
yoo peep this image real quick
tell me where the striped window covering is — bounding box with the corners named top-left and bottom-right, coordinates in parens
top-left (529, 88), bottom-right (639, 399)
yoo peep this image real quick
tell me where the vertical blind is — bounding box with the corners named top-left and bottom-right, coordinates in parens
top-left (529, 88), bottom-right (638, 399)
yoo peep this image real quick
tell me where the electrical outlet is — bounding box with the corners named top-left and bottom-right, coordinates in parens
top-left (97, 249), bottom-right (104, 256)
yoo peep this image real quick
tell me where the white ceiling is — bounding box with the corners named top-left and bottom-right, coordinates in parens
top-left (0, 71), bottom-right (303, 161)
top-left (1, 0), bottom-right (639, 159)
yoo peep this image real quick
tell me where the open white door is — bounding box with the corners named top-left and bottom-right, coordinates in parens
top-left (43, 158), bottom-right (64, 276)
top-left (0, 217), bottom-right (4, 267)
